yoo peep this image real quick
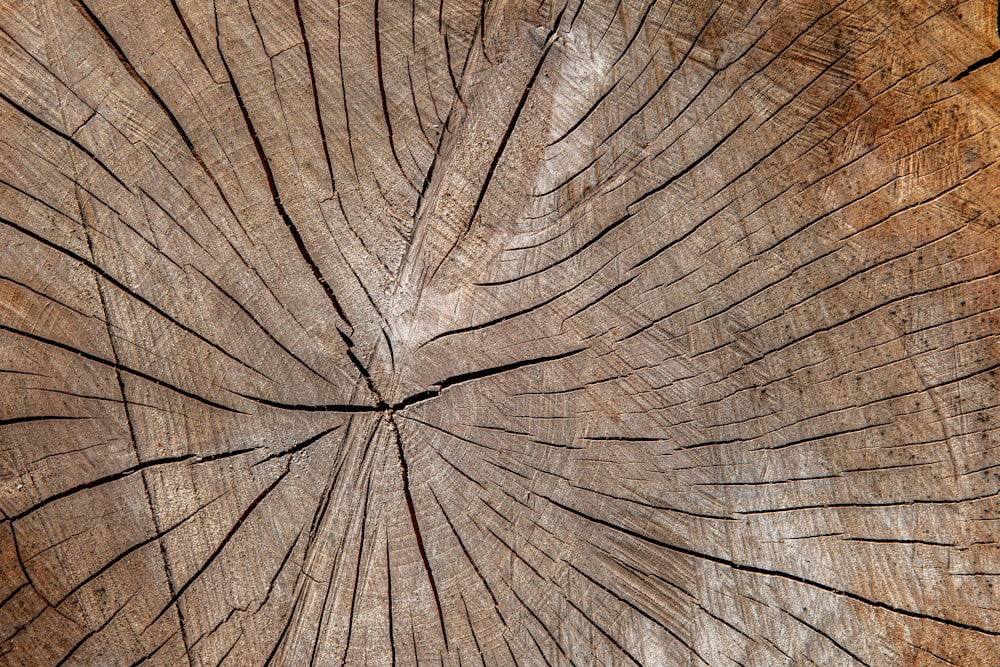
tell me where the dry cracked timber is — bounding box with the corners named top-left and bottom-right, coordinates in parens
top-left (1, 0), bottom-right (1000, 664)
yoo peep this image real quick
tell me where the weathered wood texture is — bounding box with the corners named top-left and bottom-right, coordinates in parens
top-left (1, 0), bottom-right (999, 664)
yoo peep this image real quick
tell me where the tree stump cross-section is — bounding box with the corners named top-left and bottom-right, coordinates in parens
top-left (1, 0), bottom-right (1000, 664)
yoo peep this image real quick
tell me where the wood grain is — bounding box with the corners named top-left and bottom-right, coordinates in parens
top-left (1, 0), bottom-right (999, 664)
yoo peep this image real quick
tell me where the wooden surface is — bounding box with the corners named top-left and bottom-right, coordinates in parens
top-left (1, 0), bottom-right (1000, 664)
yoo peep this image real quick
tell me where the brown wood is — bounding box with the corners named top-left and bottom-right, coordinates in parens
top-left (2, 0), bottom-right (999, 664)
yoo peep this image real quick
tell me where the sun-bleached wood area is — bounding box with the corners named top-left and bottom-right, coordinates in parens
top-left (1, 0), bottom-right (1000, 664)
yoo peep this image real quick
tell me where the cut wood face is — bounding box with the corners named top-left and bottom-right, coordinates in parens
top-left (2, 0), bottom-right (1000, 664)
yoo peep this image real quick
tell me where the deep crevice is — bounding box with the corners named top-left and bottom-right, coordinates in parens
top-left (214, 7), bottom-right (352, 331)
top-left (391, 417), bottom-right (449, 650)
